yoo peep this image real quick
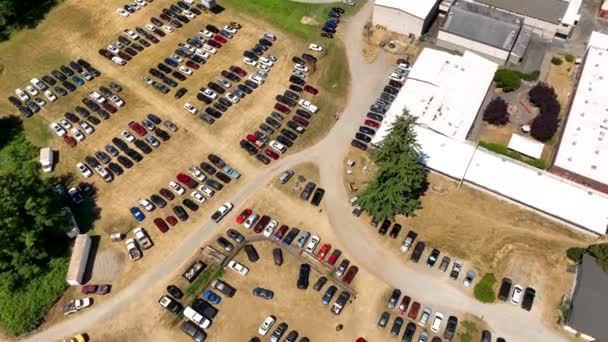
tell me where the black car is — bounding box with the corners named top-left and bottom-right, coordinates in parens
top-left (150, 194), bottom-right (167, 208)
top-left (389, 223), bottom-right (402, 238)
top-left (297, 264), bottom-right (310, 289)
top-left (151, 17), bottom-right (163, 26)
top-left (126, 148), bottom-right (143, 162)
top-left (521, 287), bottom-right (536, 311)
top-left (292, 56), bottom-right (305, 64)
top-left (215, 171), bottom-right (231, 184)
top-left (367, 112), bottom-right (384, 122)
top-left (313, 276), bottom-right (327, 291)
top-left (108, 162), bottom-right (124, 176)
top-left (51, 69), bottom-right (67, 81)
top-left (271, 323), bottom-right (288, 342)
top-left (87, 116), bottom-right (101, 126)
top-left (426, 248), bottom-right (440, 267)
top-left (69, 61), bottom-right (83, 73)
top-left (359, 126), bottom-right (376, 135)
top-left (26, 101), bottom-right (40, 113)
top-left (124, 47), bottom-right (137, 56)
top-left (218, 97), bottom-right (232, 108)
top-left (150, 68), bottom-right (164, 78)
top-left (410, 241), bottom-right (425, 262)
top-left (378, 311), bottom-right (390, 328)
top-left (390, 317), bottom-right (403, 336)
top-left (8, 96), bottom-right (21, 107)
top-left (444, 316), bottom-right (458, 341)
top-left (104, 144), bottom-right (119, 157)
top-left (208, 154), bottom-right (225, 168)
top-left (208, 82), bottom-right (225, 94)
top-left (158, 63), bottom-right (172, 73)
top-left (134, 140), bottom-right (152, 154)
top-left (244, 79), bottom-right (258, 89)
top-left (161, 75), bottom-right (178, 87)
top-left (266, 117), bottom-right (281, 129)
top-left (355, 132), bottom-right (372, 143)
top-left (191, 298), bottom-right (218, 319)
top-left (180, 321), bottom-right (206, 342)
top-left (85, 156), bottom-right (100, 168)
top-left (481, 330), bottom-right (492, 342)
top-left (378, 219), bottom-right (391, 235)
top-left (112, 137), bottom-right (129, 151)
top-left (311, 188), bottom-right (325, 206)
top-left (97, 109), bottom-right (110, 120)
top-left (64, 112), bottom-right (80, 123)
top-left (60, 65), bottom-right (74, 76)
top-left (175, 87), bottom-right (187, 99)
top-left (63, 81), bottom-right (77, 92)
top-left (216, 236), bottom-right (233, 252)
top-left (197, 93), bottom-right (213, 104)
top-left (205, 107), bottom-right (222, 119)
top-left (273, 248), bottom-right (283, 266)
top-left (402, 322), bottom-right (417, 342)
top-left (182, 198), bottom-right (199, 212)
top-left (238, 84), bottom-right (252, 95)
top-left (259, 123), bottom-right (275, 135)
top-left (256, 153), bottom-right (270, 164)
top-left (206, 24), bottom-right (220, 33)
top-left (19, 106), bottom-right (33, 117)
top-left (300, 182), bottom-right (316, 200)
top-left (498, 278), bottom-right (512, 302)
top-left (131, 43), bottom-right (144, 51)
top-left (173, 205), bottom-right (189, 221)
top-left (200, 162), bottom-right (216, 175)
top-left (351, 139), bottom-right (368, 151)
top-left (42, 75), bottom-right (56, 86)
top-left (240, 140), bottom-right (258, 155)
top-left (117, 155), bottom-right (134, 169)
top-left (283, 227), bottom-right (300, 246)
top-left (244, 244), bottom-right (259, 262)
top-left (301, 53), bottom-right (318, 63)
top-left (281, 129), bottom-right (298, 141)
top-left (205, 179), bottom-right (223, 191)
top-left (289, 75), bottom-right (305, 85)
top-left (276, 135), bottom-right (293, 148)
top-left (172, 71), bottom-right (187, 81)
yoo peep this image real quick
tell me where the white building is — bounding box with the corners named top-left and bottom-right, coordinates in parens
top-left (371, 48), bottom-right (497, 143)
top-left (551, 31), bottom-right (608, 194)
top-left (372, 0), bottom-right (440, 37)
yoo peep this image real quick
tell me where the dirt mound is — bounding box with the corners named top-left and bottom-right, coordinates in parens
top-left (301, 16), bottom-right (319, 26)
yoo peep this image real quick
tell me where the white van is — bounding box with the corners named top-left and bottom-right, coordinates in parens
top-left (40, 147), bottom-right (54, 173)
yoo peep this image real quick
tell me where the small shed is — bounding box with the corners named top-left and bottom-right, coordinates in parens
top-left (66, 234), bottom-right (92, 286)
top-left (508, 134), bottom-right (544, 159)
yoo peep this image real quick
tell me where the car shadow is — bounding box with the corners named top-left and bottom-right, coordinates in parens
top-left (81, 235), bottom-right (101, 284)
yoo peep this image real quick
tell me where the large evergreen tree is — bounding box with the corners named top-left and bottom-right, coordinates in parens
top-left (358, 113), bottom-right (427, 221)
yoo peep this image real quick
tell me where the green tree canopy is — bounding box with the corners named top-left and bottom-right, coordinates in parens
top-left (358, 113), bottom-right (428, 221)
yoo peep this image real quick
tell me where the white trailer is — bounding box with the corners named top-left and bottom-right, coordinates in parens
top-left (39, 147), bottom-right (53, 173)
top-left (66, 234), bottom-right (92, 286)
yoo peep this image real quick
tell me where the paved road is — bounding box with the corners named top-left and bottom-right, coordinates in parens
top-left (25, 1), bottom-right (566, 341)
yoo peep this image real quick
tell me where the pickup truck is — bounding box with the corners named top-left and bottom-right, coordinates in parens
top-left (400, 230), bottom-right (418, 253)
top-left (133, 227), bottom-right (152, 249)
top-left (63, 298), bottom-right (92, 315)
top-left (159, 295), bottom-right (184, 316)
top-left (331, 291), bottom-right (351, 315)
top-left (125, 238), bottom-right (142, 261)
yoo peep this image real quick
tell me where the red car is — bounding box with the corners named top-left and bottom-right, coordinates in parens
top-left (398, 296), bottom-right (411, 314)
top-left (166, 216), bottom-right (178, 226)
top-left (103, 102), bottom-right (117, 113)
top-left (408, 302), bottom-right (421, 319)
top-left (214, 34), bottom-right (227, 44)
top-left (274, 103), bottom-right (290, 114)
top-left (264, 148), bottom-right (279, 160)
top-left (236, 208), bottom-right (252, 224)
top-left (304, 85), bottom-right (318, 95)
top-left (364, 119), bottom-right (380, 128)
top-left (343, 265), bottom-right (358, 284)
top-left (273, 225), bottom-right (289, 240)
top-left (154, 218), bottom-right (169, 233)
top-left (160, 13), bottom-right (171, 21)
top-left (229, 65), bottom-right (247, 77)
top-left (176, 173), bottom-right (197, 189)
top-left (293, 115), bottom-right (309, 127)
top-left (186, 60), bottom-right (200, 69)
top-left (117, 51), bottom-right (132, 61)
top-left (254, 215), bottom-right (270, 233)
top-left (159, 188), bottom-right (175, 200)
top-left (63, 135), bottom-right (76, 147)
top-left (81, 284), bottom-right (111, 295)
top-left (316, 243), bottom-right (331, 261)
top-left (327, 249), bottom-right (342, 266)
top-left (246, 134), bottom-right (257, 144)
top-left (128, 120), bottom-right (146, 136)
top-left (207, 40), bottom-right (222, 48)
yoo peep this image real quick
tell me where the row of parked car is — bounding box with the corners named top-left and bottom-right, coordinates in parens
top-left (350, 59), bottom-right (410, 151)
top-left (277, 169), bottom-right (326, 206)
top-left (320, 7), bottom-right (344, 39)
top-left (257, 315), bottom-right (308, 342)
top-left (10, 59), bottom-right (100, 118)
top-left (75, 114), bottom-right (176, 182)
top-left (497, 277), bottom-right (536, 311)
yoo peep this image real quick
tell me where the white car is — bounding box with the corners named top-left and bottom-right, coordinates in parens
top-left (262, 220), bottom-right (278, 238)
top-left (135, 0), bottom-right (147, 7)
top-left (511, 285), bottom-right (523, 304)
top-left (225, 93), bottom-right (240, 104)
top-left (244, 57), bottom-right (257, 67)
top-left (169, 181), bottom-right (185, 195)
top-left (191, 191), bottom-right (206, 203)
top-left (30, 78), bottom-right (46, 90)
top-left (430, 312), bottom-right (444, 333)
top-left (121, 131), bottom-right (135, 142)
top-left (389, 72), bottom-right (405, 82)
top-left (294, 63), bottom-right (308, 72)
top-left (184, 103), bottom-right (198, 114)
top-left (25, 85), bottom-right (38, 96)
top-left (116, 8), bottom-right (130, 17)
top-left (145, 24), bottom-right (156, 32)
top-left (202, 89), bottom-right (217, 99)
top-left (110, 95), bottom-right (124, 107)
top-left (71, 128), bottom-right (85, 141)
top-left (227, 260), bottom-right (249, 276)
top-left (138, 198), bottom-right (155, 212)
top-left (49, 122), bottom-right (66, 137)
top-left (200, 29), bottom-right (213, 38)
top-left (298, 99), bottom-right (318, 113)
top-left (112, 56), bottom-right (126, 65)
top-left (262, 33), bottom-right (276, 41)
top-left (179, 66), bottom-right (193, 75)
top-left (195, 51), bottom-right (210, 60)
top-left (188, 166), bottom-right (206, 181)
top-left (183, 10), bottom-right (196, 19)
top-left (243, 214), bottom-right (259, 229)
top-left (183, 0), bottom-right (194, 4)
top-left (258, 315), bottom-right (276, 336)
top-left (258, 63), bottom-right (270, 71)
top-left (89, 91), bottom-right (105, 104)
top-left (107, 45), bottom-right (119, 54)
top-left (309, 43), bottom-right (323, 52)
top-left (249, 75), bottom-right (265, 85)
top-left (162, 25), bottom-right (174, 33)
top-left (15, 88), bottom-right (29, 101)
top-left (259, 57), bottom-right (274, 67)
top-left (58, 119), bottom-right (71, 129)
top-left (211, 202), bottom-right (233, 222)
top-left (203, 45), bottom-right (217, 54)
top-left (305, 235), bottom-right (320, 253)
top-left (79, 122), bottom-right (94, 135)
top-left (112, 41), bottom-right (124, 49)
top-left (76, 162), bottom-right (92, 178)
top-left (171, 54), bottom-right (184, 63)
top-left (74, 297), bottom-right (92, 311)
top-left (123, 29), bottom-right (138, 39)
top-left (398, 62), bottom-right (411, 71)
top-left (269, 140), bottom-right (286, 154)
top-left (218, 79), bottom-right (231, 88)
top-left (198, 185), bottom-right (215, 197)
top-left (183, 307), bottom-right (211, 329)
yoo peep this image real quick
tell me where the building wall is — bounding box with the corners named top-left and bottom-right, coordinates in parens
top-left (372, 5), bottom-right (426, 36)
top-left (437, 30), bottom-right (510, 64)
top-left (563, 325), bottom-right (595, 341)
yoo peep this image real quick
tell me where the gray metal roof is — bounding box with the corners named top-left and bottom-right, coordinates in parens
top-left (566, 254), bottom-right (608, 341)
top-left (441, 1), bottom-right (523, 51)
top-left (475, 0), bottom-right (569, 24)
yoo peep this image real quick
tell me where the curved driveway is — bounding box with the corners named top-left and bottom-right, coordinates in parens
top-left (26, 1), bottom-right (565, 341)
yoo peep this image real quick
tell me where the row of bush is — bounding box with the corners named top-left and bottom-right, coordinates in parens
top-left (567, 243), bottom-right (608, 272)
top-left (478, 141), bottom-right (547, 170)
top-left (494, 69), bottom-right (540, 92)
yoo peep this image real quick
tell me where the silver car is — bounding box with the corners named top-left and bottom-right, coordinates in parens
top-left (295, 231), bottom-right (310, 248)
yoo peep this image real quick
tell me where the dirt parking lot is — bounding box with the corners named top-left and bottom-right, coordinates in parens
top-left (343, 148), bottom-right (592, 322)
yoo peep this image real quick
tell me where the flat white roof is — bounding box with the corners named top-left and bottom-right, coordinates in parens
top-left (588, 31), bottom-right (608, 50)
top-left (562, 0), bottom-right (582, 26)
top-left (415, 126), bottom-right (477, 179)
top-left (374, 0), bottom-right (439, 19)
top-left (508, 134), bottom-right (544, 159)
top-left (553, 32), bottom-right (608, 186)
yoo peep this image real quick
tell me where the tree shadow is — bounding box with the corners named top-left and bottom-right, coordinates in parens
top-left (0, 0), bottom-right (60, 42)
top-left (0, 115), bottom-right (24, 149)
top-left (209, 5), bottom-right (225, 14)
top-left (81, 235), bottom-right (101, 284)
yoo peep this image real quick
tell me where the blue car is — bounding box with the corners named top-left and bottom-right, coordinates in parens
top-left (164, 58), bottom-right (179, 67)
top-left (203, 290), bottom-right (221, 305)
top-left (71, 76), bottom-right (85, 86)
top-left (321, 285), bottom-right (337, 305)
top-left (325, 22), bottom-right (337, 29)
top-left (130, 207), bottom-right (145, 221)
top-left (223, 166), bottom-right (241, 179)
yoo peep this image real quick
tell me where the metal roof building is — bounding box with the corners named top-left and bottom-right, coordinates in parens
top-left (372, 0), bottom-right (441, 37)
